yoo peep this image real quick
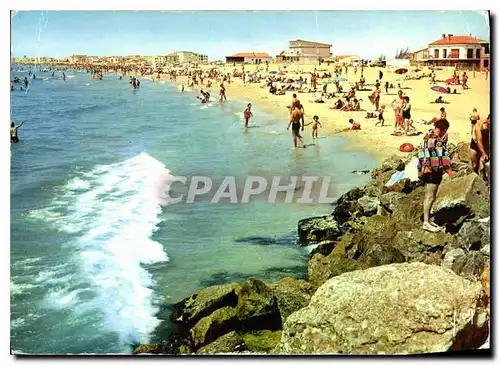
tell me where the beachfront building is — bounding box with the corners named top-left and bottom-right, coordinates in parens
top-left (426, 34), bottom-right (490, 70)
top-left (225, 52), bottom-right (272, 64)
top-left (276, 40), bottom-right (332, 64)
top-left (410, 48), bottom-right (429, 65)
top-left (333, 54), bottom-right (361, 65)
top-left (176, 51), bottom-right (208, 64)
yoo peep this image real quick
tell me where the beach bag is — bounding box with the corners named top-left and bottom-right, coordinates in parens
top-left (417, 133), bottom-right (451, 177)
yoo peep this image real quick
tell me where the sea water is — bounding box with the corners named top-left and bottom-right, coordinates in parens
top-left (10, 70), bottom-right (378, 354)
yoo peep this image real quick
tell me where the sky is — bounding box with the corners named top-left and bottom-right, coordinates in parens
top-left (10, 10), bottom-right (490, 61)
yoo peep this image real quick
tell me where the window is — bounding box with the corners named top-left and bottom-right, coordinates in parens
top-left (484, 60), bottom-right (489, 68)
top-left (434, 49), bottom-right (439, 58)
top-left (467, 49), bottom-right (474, 59)
top-left (476, 49), bottom-right (481, 58)
top-left (443, 49), bottom-right (447, 58)
top-left (451, 49), bottom-right (459, 58)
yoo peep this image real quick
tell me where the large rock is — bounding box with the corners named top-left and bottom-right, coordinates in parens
top-left (190, 307), bottom-right (240, 349)
top-left (443, 248), bottom-right (466, 271)
top-left (454, 141), bottom-right (471, 163)
top-left (448, 251), bottom-right (490, 280)
top-left (308, 253), bottom-right (366, 288)
top-left (391, 186), bottom-right (426, 230)
top-left (276, 263), bottom-right (489, 354)
top-left (171, 283), bottom-right (241, 329)
top-left (236, 277), bottom-right (281, 331)
top-left (297, 216), bottom-right (342, 245)
top-left (243, 330), bottom-right (282, 353)
top-left (379, 191), bottom-right (406, 214)
top-left (431, 174), bottom-right (490, 225)
top-left (357, 196), bottom-right (380, 216)
top-left (267, 277), bottom-right (314, 322)
top-left (359, 243), bottom-right (405, 267)
top-left (390, 231), bottom-right (427, 262)
top-left (133, 344), bottom-right (160, 354)
top-left (365, 169), bottom-right (395, 197)
top-left (196, 331), bottom-right (247, 354)
top-left (452, 221), bottom-right (490, 251)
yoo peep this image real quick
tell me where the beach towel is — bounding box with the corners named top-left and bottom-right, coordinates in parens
top-left (417, 133), bottom-right (451, 176)
top-left (385, 170), bottom-right (406, 186)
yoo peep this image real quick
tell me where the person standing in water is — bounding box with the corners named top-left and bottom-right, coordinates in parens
top-left (243, 103), bottom-right (253, 128)
top-left (62, 72), bottom-right (66, 81)
top-left (23, 77), bottom-right (29, 88)
top-left (305, 115), bottom-right (322, 139)
top-left (287, 105), bottom-right (306, 148)
top-left (219, 83), bottom-right (227, 103)
top-left (11, 121), bottom-right (24, 143)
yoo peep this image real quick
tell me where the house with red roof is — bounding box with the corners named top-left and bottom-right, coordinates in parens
top-left (426, 34), bottom-right (490, 70)
top-left (225, 52), bottom-right (272, 64)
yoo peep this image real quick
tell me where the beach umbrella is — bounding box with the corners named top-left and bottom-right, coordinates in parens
top-left (431, 86), bottom-right (449, 94)
top-left (395, 68), bottom-right (408, 75)
top-left (321, 78), bottom-right (336, 84)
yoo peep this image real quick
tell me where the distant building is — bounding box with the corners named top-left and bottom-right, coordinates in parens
top-left (426, 34), bottom-right (490, 70)
top-left (333, 54), bottom-right (361, 65)
top-left (276, 40), bottom-right (332, 64)
top-left (410, 48), bottom-right (429, 64)
top-left (225, 52), bottom-right (272, 64)
top-left (176, 51), bottom-right (208, 64)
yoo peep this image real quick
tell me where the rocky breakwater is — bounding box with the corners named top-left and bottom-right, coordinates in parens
top-left (134, 142), bottom-right (490, 355)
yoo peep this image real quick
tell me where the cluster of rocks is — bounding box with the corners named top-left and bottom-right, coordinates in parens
top-left (134, 141), bottom-right (490, 355)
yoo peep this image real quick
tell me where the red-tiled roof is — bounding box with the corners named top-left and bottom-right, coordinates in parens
top-left (335, 55), bottom-right (360, 59)
top-left (430, 35), bottom-right (488, 45)
top-left (228, 52), bottom-right (271, 58)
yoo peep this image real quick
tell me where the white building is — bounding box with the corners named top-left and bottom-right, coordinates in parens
top-left (225, 52), bottom-right (272, 64)
top-left (276, 40), bottom-right (332, 64)
top-left (176, 51), bottom-right (208, 64)
top-left (426, 34), bottom-right (489, 69)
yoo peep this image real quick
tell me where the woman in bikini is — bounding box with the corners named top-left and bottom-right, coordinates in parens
top-left (402, 96), bottom-right (412, 135)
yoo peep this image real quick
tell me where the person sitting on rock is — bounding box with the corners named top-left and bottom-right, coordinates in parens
top-left (417, 118), bottom-right (451, 233)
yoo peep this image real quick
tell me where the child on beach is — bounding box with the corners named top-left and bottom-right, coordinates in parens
top-left (243, 103), bottom-right (253, 128)
top-left (349, 119), bottom-right (361, 130)
top-left (375, 105), bottom-right (385, 126)
top-left (305, 115), bottom-right (322, 139)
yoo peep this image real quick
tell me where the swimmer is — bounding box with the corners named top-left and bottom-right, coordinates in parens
top-left (10, 121), bottom-right (24, 143)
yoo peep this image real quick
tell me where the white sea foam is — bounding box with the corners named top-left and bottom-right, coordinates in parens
top-left (66, 75), bottom-right (76, 78)
top-left (28, 152), bottom-right (172, 346)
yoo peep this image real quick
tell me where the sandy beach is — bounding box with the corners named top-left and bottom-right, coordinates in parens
top-left (164, 63), bottom-right (490, 161)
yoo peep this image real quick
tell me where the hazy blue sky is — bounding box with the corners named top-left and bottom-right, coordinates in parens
top-left (11, 11), bottom-right (490, 60)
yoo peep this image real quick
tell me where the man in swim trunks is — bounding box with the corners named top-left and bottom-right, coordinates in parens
top-left (287, 105), bottom-right (305, 148)
top-left (470, 114), bottom-right (490, 180)
top-left (11, 121), bottom-right (24, 143)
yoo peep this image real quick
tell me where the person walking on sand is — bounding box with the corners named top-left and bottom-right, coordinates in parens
top-left (418, 119), bottom-right (451, 233)
top-left (243, 103), bottom-right (253, 128)
top-left (287, 105), bottom-right (306, 148)
top-left (375, 105), bottom-right (385, 127)
top-left (371, 86), bottom-right (381, 111)
top-left (305, 115), bottom-right (322, 140)
top-left (462, 72), bottom-right (469, 89)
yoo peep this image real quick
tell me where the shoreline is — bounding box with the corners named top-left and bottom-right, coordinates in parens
top-left (151, 64), bottom-right (489, 163)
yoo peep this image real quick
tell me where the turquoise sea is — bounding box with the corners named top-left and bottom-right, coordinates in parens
top-left (10, 69), bottom-right (378, 354)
